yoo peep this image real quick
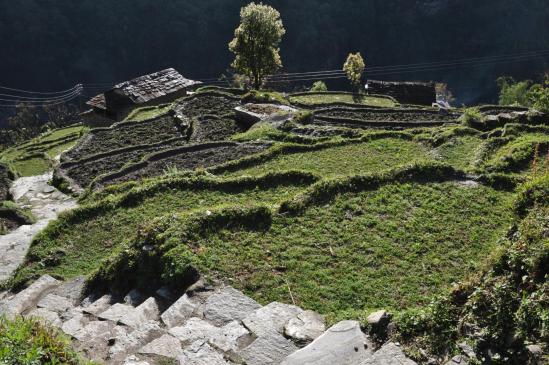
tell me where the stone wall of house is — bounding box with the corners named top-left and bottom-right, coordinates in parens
top-left (368, 80), bottom-right (436, 106)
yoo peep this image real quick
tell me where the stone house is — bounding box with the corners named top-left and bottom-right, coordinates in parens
top-left (83, 68), bottom-right (201, 125)
top-left (367, 80), bottom-right (436, 106)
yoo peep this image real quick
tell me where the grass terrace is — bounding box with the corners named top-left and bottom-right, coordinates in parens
top-left (124, 103), bottom-right (174, 122)
top-left (0, 125), bottom-right (86, 176)
top-left (225, 137), bottom-right (432, 178)
top-left (289, 92), bottom-right (396, 107)
top-left (9, 174), bottom-right (314, 286)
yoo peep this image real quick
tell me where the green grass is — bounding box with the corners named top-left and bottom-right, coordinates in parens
top-left (226, 138), bottom-right (432, 178)
top-left (13, 180), bottom-right (309, 283)
top-left (0, 316), bottom-right (89, 365)
top-left (40, 125), bottom-right (85, 143)
top-left (124, 104), bottom-right (174, 122)
top-left (289, 93), bottom-right (396, 107)
top-left (434, 135), bottom-right (483, 170)
top-left (1, 125), bottom-right (85, 176)
top-left (485, 133), bottom-right (549, 173)
top-left (11, 157), bottom-right (51, 177)
top-left (151, 181), bottom-right (514, 322)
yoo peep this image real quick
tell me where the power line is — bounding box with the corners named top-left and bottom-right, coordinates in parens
top-left (0, 84), bottom-right (82, 95)
top-left (0, 88), bottom-right (83, 104)
top-left (0, 89), bottom-right (83, 107)
top-left (0, 86), bottom-right (84, 101)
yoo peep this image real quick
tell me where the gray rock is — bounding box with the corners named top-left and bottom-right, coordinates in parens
top-left (62, 311), bottom-right (89, 337)
top-left (37, 293), bottom-right (73, 313)
top-left (120, 297), bottom-right (161, 328)
top-left (281, 320), bottom-right (371, 365)
top-left (239, 330), bottom-right (298, 365)
top-left (367, 310), bottom-right (390, 327)
top-left (124, 289), bottom-right (146, 306)
top-left (169, 317), bottom-right (221, 344)
top-left (178, 341), bottom-right (232, 365)
top-left (243, 301), bottom-right (303, 336)
top-left (139, 334), bottom-right (184, 359)
top-left (162, 294), bottom-right (199, 328)
top-left (26, 308), bottom-right (62, 327)
top-left (209, 320), bottom-right (252, 354)
top-left (203, 287), bottom-right (261, 326)
top-left (83, 294), bottom-right (112, 315)
top-left (98, 303), bottom-right (136, 323)
top-left (361, 342), bottom-right (417, 365)
top-left (156, 286), bottom-right (177, 301)
top-left (527, 344), bottom-right (543, 358)
top-left (458, 342), bottom-right (476, 359)
top-left (1, 275), bottom-right (60, 317)
top-left (284, 310), bottom-right (326, 344)
top-left (123, 355), bottom-right (151, 365)
top-left (109, 322), bottom-right (165, 363)
top-left (73, 320), bottom-right (113, 342)
top-left (52, 276), bottom-right (86, 305)
top-left (444, 355), bottom-right (469, 365)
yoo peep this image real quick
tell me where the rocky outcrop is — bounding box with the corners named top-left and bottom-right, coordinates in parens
top-left (0, 276), bottom-right (418, 365)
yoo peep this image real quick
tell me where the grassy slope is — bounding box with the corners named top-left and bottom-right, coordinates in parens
top-left (227, 138), bottom-right (432, 178)
top-left (14, 181), bottom-right (308, 282)
top-left (123, 104), bottom-right (173, 122)
top-left (182, 181), bottom-right (513, 320)
top-left (289, 93), bottom-right (396, 107)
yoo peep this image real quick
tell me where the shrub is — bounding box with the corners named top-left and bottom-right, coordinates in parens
top-left (460, 107), bottom-right (484, 128)
top-left (0, 316), bottom-right (86, 365)
top-left (310, 81), bottom-right (328, 92)
top-left (497, 77), bottom-right (532, 107)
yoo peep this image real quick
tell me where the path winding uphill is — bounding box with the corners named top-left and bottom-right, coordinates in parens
top-left (0, 172), bottom-right (77, 282)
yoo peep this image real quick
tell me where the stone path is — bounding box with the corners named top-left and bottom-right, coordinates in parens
top-left (0, 276), bottom-right (422, 365)
top-left (0, 172), bottom-right (77, 282)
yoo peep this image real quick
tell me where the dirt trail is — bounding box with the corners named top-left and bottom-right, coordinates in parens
top-left (0, 172), bottom-right (77, 282)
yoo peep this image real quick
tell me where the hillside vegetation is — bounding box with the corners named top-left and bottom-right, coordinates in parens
top-left (3, 89), bottom-right (548, 364)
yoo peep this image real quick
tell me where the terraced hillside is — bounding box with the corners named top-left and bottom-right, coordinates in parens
top-left (2, 89), bottom-right (548, 364)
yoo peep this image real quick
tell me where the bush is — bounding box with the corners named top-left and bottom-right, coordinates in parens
top-left (497, 77), bottom-right (532, 107)
top-left (0, 316), bottom-right (86, 365)
top-left (310, 81), bottom-right (328, 92)
top-left (459, 107), bottom-right (484, 128)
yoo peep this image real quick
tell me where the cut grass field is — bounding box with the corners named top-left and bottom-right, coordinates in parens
top-left (289, 93), bottom-right (396, 107)
top-left (226, 138), bottom-right (432, 178)
top-left (434, 135), bottom-right (483, 171)
top-left (11, 177), bottom-right (311, 285)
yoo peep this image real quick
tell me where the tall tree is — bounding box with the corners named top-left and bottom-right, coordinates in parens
top-left (343, 52), bottom-right (366, 89)
top-left (229, 2), bottom-right (285, 90)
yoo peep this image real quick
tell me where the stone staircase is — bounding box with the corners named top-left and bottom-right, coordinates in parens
top-left (0, 275), bottom-right (419, 365)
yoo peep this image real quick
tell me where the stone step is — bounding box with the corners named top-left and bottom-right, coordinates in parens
top-left (280, 320), bottom-right (372, 365)
top-left (0, 275), bottom-right (60, 317)
top-left (202, 286), bottom-right (262, 326)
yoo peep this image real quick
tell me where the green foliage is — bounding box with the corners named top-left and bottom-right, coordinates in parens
top-left (497, 77), bottom-right (532, 106)
top-left (460, 107), bottom-right (484, 128)
top-left (229, 2), bottom-right (285, 89)
top-left (0, 316), bottom-right (89, 365)
top-left (527, 75), bottom-right (549, 112)
top-left (310, 81), bottom-right (328, 92)
top-left (343, 52), bottom-right (366, 88)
